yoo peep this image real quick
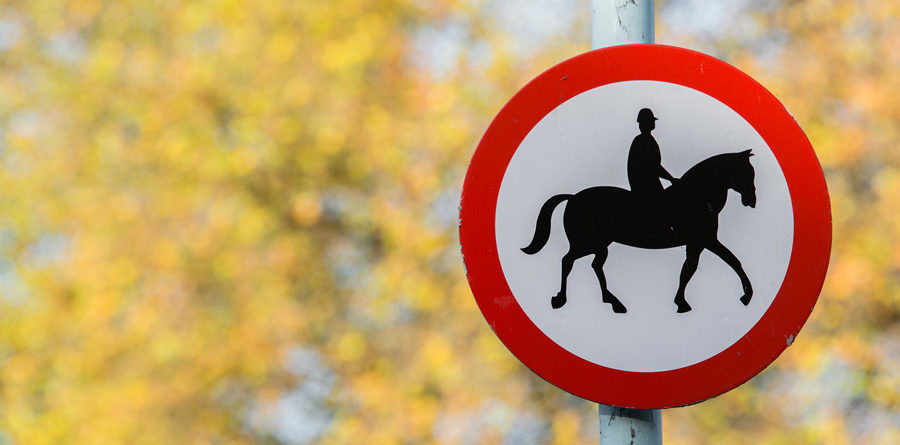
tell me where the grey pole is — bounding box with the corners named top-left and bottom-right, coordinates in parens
top-left (598, 404), bottom-right (662, 444)
top-left (590, 1), bottom-right (663, 444)
top-left (591, 0), bottom-right (654, 49)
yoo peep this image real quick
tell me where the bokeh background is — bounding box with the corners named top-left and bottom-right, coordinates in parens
top-left (0, 0), bottom-right (897, 443)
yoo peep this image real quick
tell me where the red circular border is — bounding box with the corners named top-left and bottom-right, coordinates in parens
top-left (459, 45), bottom-right (831, 408)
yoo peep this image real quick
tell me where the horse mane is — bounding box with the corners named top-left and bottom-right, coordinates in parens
top-left (679, 150), bottom-right (753, 184)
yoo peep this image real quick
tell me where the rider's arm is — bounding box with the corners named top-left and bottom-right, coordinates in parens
top-left (659, 165), bottom-right (678, 183)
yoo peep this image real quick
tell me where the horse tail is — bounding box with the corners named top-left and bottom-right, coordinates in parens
top-left (521, 194), bottom-right (572, 255)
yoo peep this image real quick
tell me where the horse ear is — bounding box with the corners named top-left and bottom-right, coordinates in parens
top-left (742, 149), bottom-right (754, 157)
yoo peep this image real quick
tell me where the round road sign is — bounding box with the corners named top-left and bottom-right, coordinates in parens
top-left (459, 44), bottom-right (831, 408)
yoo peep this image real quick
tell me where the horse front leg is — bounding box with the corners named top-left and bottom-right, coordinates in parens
top-left (591, 245), bottom-right (627, 313)
top-left (706, 240), bottom-right (753, 306)
top-left (675, 243), bottom-right (702, 313)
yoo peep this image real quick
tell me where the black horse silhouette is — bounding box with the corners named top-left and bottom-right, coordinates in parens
top-left (521, 150), bottom-right (756, 313)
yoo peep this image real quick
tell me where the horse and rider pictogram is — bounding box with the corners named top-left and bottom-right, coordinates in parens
top-left (521, 108), bottom-right (756, 314)
top-left (459, 44), bottom-right (829, 407)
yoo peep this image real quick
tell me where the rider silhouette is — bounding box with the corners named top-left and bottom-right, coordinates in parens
top-left (627, 108), bottom-right (678, 194)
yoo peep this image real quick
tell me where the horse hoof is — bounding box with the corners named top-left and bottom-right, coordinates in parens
top-left (551, 293), bottom-right (567, 309)
top-left (676, 302), bottom-right (692, 313)
top-left (740, 294), bottom-right (752, 306)
top-left (602, 292), bottom-right (627, 313)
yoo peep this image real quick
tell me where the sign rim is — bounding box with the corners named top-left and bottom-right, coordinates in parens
top-left (459, 44), bottom-right (831, 408)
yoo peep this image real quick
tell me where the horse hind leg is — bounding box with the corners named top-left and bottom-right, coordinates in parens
top-left (552, 250), bottom-right (578, 309)
top-left (591, 245), bottom-right (627, 314)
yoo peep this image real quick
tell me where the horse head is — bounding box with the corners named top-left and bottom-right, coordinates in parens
top-left (732, 149), bottom-right (756, 208)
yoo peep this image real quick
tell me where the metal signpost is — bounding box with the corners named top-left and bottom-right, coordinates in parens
top-left (592, 2), bottom-right (659, 443)
top-left (459, 2), bottom-right (831, 443)
top-left (591, 0), bottom-right (654, 49)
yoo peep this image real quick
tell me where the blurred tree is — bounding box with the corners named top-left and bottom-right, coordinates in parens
top-left (0, 0), bottom-right (589, 443)
top-left (0, 0), bottom-right (895, 444)
top-left (660, 1), bottom-right (900, 444)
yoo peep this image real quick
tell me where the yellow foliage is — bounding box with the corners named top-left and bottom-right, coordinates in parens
top-left (0, 0), bottom-right (894, 444)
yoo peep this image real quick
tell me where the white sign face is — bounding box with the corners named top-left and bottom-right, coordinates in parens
top-left (495, 81), bottom-right (794, 372)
